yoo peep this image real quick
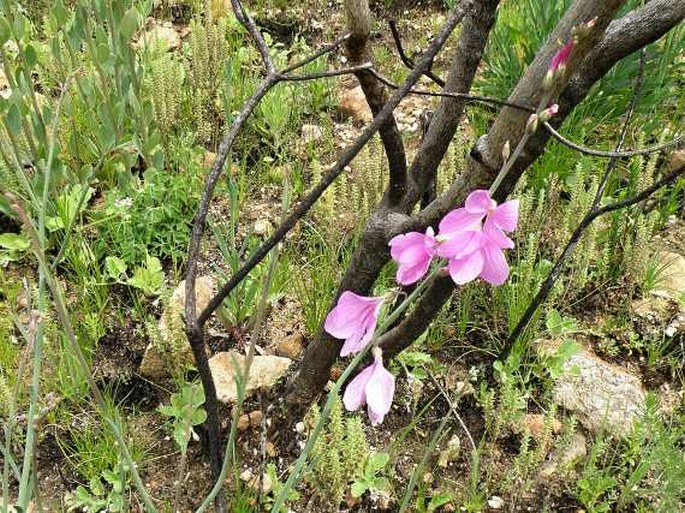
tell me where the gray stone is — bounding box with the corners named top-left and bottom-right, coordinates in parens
top-left (548, 343), bottom-right (646, 438)
top-left (139, 276), bottom-right (215, 379)
top-left (209, 351), bottom-right (292, 403)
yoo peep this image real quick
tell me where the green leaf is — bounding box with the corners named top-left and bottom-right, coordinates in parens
top-left (367, 452), bottom-right (389, 472)
top-left (45, 216), bottom-right (65, 232)
top-left (6, 103), bottom-right (22, 135)
top-left (127, 255), bottom-right (164, 296)
top-left (350, 481), bottom-right (367, 498)
top-left (24, 44), bottom-right (37, 68)
top-left (119, 7), bottom-right (139, 40)
top-left (0, 17), bottom-right (10, 45)
top-left (173, 423), bottom-right (190, 452)
top-left (105, 256), bottom-right (127, 279)
top-left (0, 233), bottom-right (30, 252)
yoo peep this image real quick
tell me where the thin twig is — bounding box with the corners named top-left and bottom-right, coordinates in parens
top-left (195, 0), bottom-right (474, 327)
top-left (368, 68), bottom-right (685, 159)
top-left (280, 33), bottom-right (350, 74)
top-left (389, 19), bottom-right (446, 87)
top-left (504, 49), bottom-right (684, 353)
top-left (543, 121), bottom-right (684, 158)
top-left (278, 62), bottom-right (373, 81)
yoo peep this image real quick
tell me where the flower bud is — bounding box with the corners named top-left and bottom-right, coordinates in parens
top-left (525, 113), bottom-right (539, 134)
top-left (538, 104), bottom-right (559, 123)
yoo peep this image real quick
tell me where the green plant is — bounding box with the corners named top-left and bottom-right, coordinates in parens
top-left (66, 465), bottom-right (127, 512)
top-left (351, 452), bottom-right (391, 499)
top-left (307, 395), bottom-right (370, 507)
top-left (262, 463), bottom-right (300, 512)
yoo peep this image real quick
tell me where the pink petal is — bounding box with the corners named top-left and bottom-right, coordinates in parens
top-left (339, 325), bottom-right (367, 357)
top-left (324, 292), bottom-right (384, 356)
top-left (396, 254), bottom-right (432, 285)
top-left (448, 250), bottom-right (484, 285)
top-left (389, 232), bottom-right (426, 263)
top-left (436, 230), bottom-right (480, 260)
top-left (491, 199), bottom-right (519, 232)
top-left (342, 365), bottom-right (374, 411)
top-left (364, 355), bottom-right (395, 425)
top-left (483, 220), bottom-right (515, 249)
top-left (438, 208), bottom-right (483, 238)
top-left (465, 189), bottom-right (495, 214)
top-left (550, 40), bottom-right (574, 72)
top-left (479, 242), bottom-right (509, 285)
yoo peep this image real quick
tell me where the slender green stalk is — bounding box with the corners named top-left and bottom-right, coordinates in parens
top-left (269, 265), bottom-right (443, 513)
top-left (489, 92), bottom-right (554, 195)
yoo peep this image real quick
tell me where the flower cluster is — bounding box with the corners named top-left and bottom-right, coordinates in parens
top-left (324, 189), bottom-right (519, 425)
top-left (390, 189), bottom-right (518, 286)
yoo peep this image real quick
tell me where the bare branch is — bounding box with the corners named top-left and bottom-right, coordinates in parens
top-left (543, 122), bottom-right (684, 158)
top-left (197, 0), bottom-right (474, 328)
top-left (278, 63), bottom-right (374, 81)
top-left (230, 0), bottom-right (275, 74)
top-left (389, 19), bottom-right (446, 88)
top-left (403, 0), bottom-right (501, 208)
top-left (345, 0), bottom-right (408, 206)
top-left (280, 33), bottom-right (350, 74)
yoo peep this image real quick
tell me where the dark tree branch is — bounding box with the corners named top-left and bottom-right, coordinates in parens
top-left (345, 0), bottom-right (408, 206)
top-left (367, 0), bottom-right (631, 358)
top-left (504, 46), bottom-right (648, 353)
top-left (286, 0), bottom-right (477, 404)
top-left (278, 63), bottom-right (374, 81)
top-left (403, 0), bottom-right (501, 209)
top-left (389, 19), bottom-right (446, 87)
top-left (505, 162), bottom-right (685, 354)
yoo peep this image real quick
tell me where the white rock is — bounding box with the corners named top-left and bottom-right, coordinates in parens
top-left (548, 343), bottom-right (645, 438)
top-left (301, 123), bottom-right (323, 143)
top-left (487, 496), bottom-right (504, 509)
top-left (209, 352), bottom-right (292, 403)
top-left (651, 251), bottom-right (685, 301)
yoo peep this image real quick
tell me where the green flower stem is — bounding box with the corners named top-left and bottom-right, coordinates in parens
top-left (489, 92), bottom-right (554, 196)
top-left (269, 265), bottom-right (443, 513)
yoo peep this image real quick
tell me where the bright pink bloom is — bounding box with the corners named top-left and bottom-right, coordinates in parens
top-left (550, 40), bottom-right (574, 73)
top-left (324, 291), bottom-right (384, 357)
top-left (436, 189), bottom-right (518, 261)
top-left (446, 225), bottom-right (512, 286)
top-left (343, 347), bottom-right (395, 426)
top-left (389, 227), bottom-right (437, 285)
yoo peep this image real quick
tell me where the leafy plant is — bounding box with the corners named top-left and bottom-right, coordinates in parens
top-left (66, 467), bottom-right (127, 513)
top-left (158, 382), bottom-right (207, 454)
top-left (307, 396), bottom-right (369, 507)
top-left (350, 452), bottom-right (391, 499)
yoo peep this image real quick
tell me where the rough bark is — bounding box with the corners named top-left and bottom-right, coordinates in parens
top-left (345, 0), bottom-right (408, 205)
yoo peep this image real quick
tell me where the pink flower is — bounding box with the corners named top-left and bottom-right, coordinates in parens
top-left (446, 225), bottom-right (512, 286)
top-left (389, 227), bottom-right (437, 285)
top-left (343, 347), bottom-right (395, 426)
top-left (550, 40), bottom-right (574, 74)
top-left (435, 189), bottom-right (518, 261)
top-left (324, 291), bottom-right (384, 357)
